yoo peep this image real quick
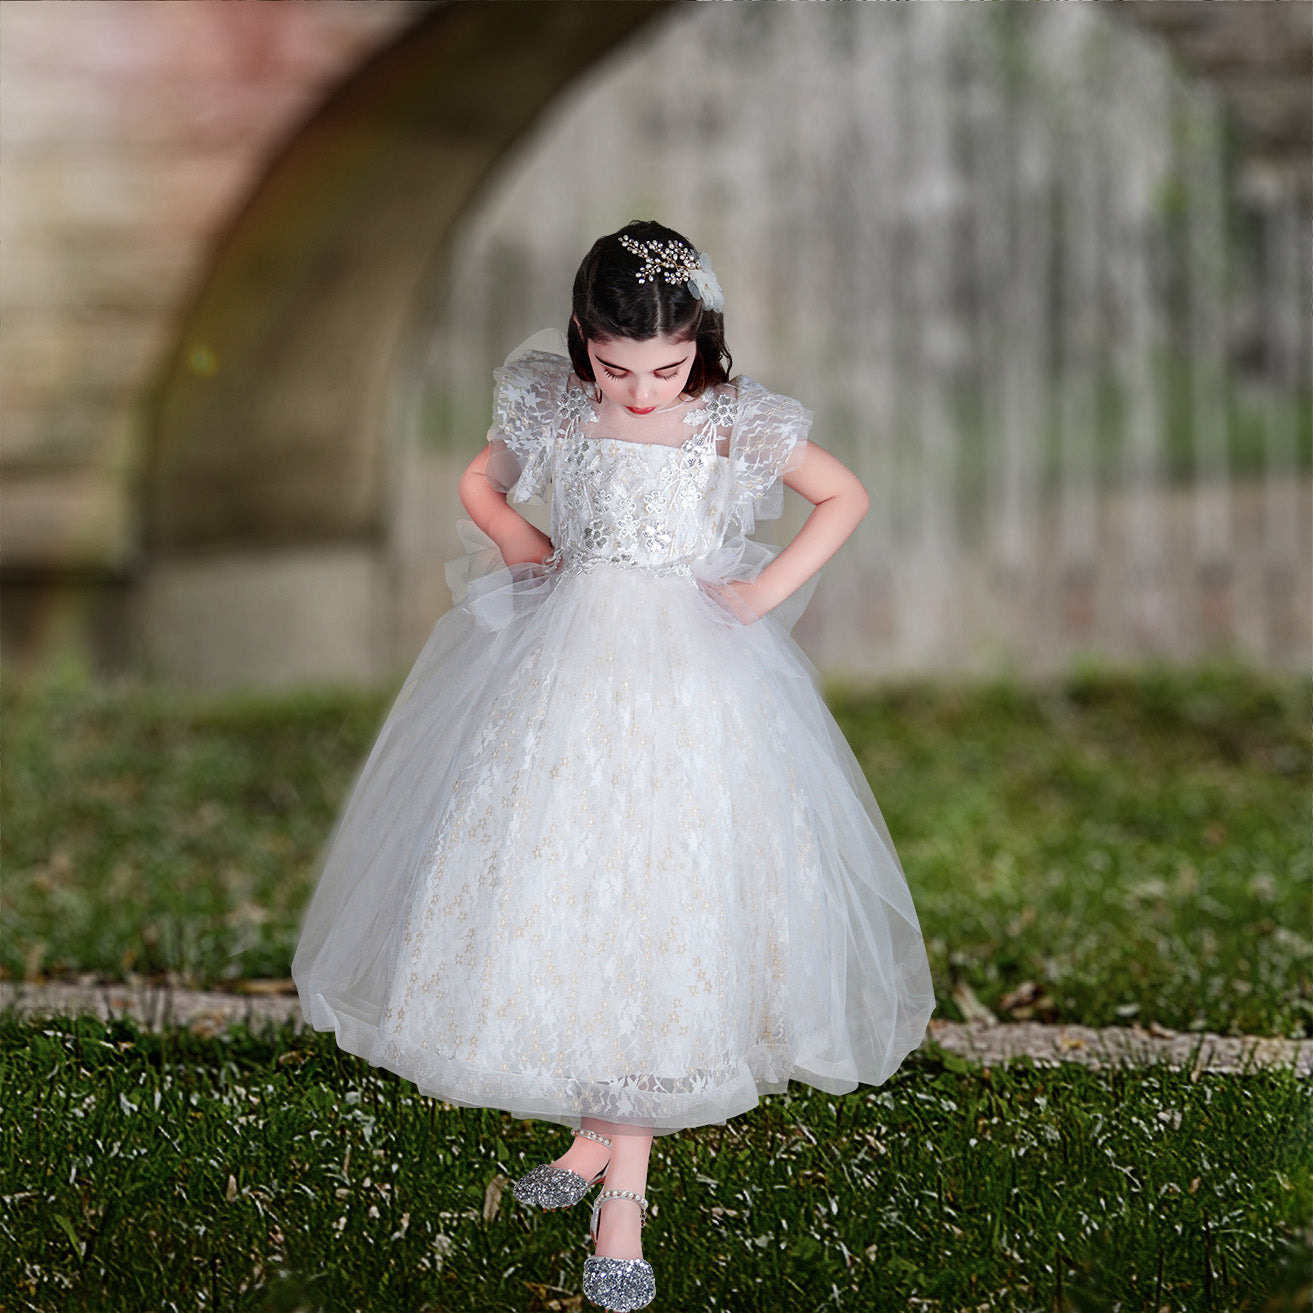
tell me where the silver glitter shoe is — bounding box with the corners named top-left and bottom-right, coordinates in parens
top-left (511, 1128), bottom-right (613, 1211)
top-left (582, 1188), bottom-right (655, 1311)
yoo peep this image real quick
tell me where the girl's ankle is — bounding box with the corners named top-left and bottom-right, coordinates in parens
top-left (592, 1193), bottom-right (645, 1262)
top-left (554, 1136), bottom-right (610, 1175)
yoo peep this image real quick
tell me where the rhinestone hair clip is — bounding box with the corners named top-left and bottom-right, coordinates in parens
top-left (617, 235), bottom-right (725, 313)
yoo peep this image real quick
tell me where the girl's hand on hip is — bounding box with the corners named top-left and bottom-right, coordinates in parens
top-left (501, 525), bottom-right (554, 567)
top-left (701, 578), bottom-right (767, 625)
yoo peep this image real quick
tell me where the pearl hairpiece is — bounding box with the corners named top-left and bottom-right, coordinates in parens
top-left (617, 235), bottom-right (725, 313)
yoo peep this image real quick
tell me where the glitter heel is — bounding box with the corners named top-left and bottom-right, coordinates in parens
top-left (512, 1128), bottom-right (613, 1210)
top-left (582, 1188), bottom-right (655, 1311)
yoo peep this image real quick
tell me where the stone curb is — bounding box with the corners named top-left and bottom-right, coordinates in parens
top-left (3, 981), bottom-right (1309, 1078)
top-left (924, 1015), bottom-right (1310, 1079)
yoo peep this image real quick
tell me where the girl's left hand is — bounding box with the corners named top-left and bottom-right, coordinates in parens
top-left (701, 578), bottom-right (769, 625)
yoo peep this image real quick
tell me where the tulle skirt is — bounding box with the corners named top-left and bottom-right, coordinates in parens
top-left (292, 533), bottom-right (935, 1136)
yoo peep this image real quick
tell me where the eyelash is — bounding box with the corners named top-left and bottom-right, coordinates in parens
top-left (602, 369), bottom-right (678, 381)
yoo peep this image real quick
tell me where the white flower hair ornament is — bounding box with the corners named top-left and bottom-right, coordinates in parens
top-left (687, 252), bottom-right (725, 313)
top-left (618, 234), bottom-right (725, 314)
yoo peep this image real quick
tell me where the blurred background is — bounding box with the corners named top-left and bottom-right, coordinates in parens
top-left (4, 13), bottom-right (1309, 1304)
top-left (2, 0), bottom-right (1309, 689)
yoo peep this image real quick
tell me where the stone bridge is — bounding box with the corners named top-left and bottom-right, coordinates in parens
top-left (0, 0), bottom-right (1306, 686)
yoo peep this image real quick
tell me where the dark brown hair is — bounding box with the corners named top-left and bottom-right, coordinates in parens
top-left (567, 219), bottom-right (731, 396)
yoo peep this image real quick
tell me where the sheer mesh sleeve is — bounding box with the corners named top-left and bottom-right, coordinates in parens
top-left (726, 377), bottom-right (812, 534)
top-left (484, 351), bottom-right (569, 504)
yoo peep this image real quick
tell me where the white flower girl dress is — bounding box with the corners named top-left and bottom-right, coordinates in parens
top-left (292, 333), bottom-right (935, 1136)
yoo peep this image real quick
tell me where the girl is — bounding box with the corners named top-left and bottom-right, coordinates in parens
top-left (292, 220), bottom-right (934, 1311)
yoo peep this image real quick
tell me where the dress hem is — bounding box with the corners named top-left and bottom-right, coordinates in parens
top-left (297, 988), bottom-right (930, 1138)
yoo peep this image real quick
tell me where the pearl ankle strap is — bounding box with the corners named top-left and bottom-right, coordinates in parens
top-left (591, 1186), bottom-right (649, 1241)
top-left (574, 1128), bottom-right (613, 1149)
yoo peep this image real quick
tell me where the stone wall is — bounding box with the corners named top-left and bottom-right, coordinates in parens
top-left (1107, 0), bottom-right (1311, 203)
top-left (0, 0), bottom-right (667, 684)
top-left (0, 0), bottom-right (421, 662)
top-left (2, 1), bottom-right (1306, 686)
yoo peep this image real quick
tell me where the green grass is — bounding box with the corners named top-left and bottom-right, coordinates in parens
top-left (2, 661), bottom-right (386, 985)
top-left (2, 659), bottom-right (1309, 1311)
top-left (3, 657), bottom-right (1309, 1037)
top-left (828, 662), bottom-right (1312, 1039)
top-left (1, 1011), bottom-right (1308, 1313)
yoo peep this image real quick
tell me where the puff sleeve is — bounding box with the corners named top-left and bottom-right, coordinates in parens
top-left (726, 377), bottom-right (812, 535)
top-left (484, 350), bottom-right (569, 505)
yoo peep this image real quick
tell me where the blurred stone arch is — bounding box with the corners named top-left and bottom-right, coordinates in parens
top-left (1, 1), bottom-right (1307, 687)
top-left (139, 1), bottom-right (671, 687)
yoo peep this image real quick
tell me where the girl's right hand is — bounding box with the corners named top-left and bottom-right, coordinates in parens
top-left (500, 524), bottom-right (554, 567)
top-left (458, 445), bottom-right (554, 567)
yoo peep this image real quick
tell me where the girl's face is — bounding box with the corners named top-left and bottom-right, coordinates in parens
top-left (585, 333), bottom-right (697, 416)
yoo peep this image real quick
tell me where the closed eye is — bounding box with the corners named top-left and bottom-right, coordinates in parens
top-left (602, 368), bottom-right (682, 381)
top-left (595, 353), bottom-right (691, 378)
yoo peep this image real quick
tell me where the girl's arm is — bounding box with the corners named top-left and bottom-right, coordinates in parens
top-left (723, 440), bottom-right (870, 620)
top-left (457, 445), bottom-right (554, 567)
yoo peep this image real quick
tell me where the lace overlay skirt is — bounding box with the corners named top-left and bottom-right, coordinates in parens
top-left (293, 551), bottom-right (934, 1135)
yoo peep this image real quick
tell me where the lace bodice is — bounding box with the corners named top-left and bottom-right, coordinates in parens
top-left (485, 351), bottom-right (811, 577)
